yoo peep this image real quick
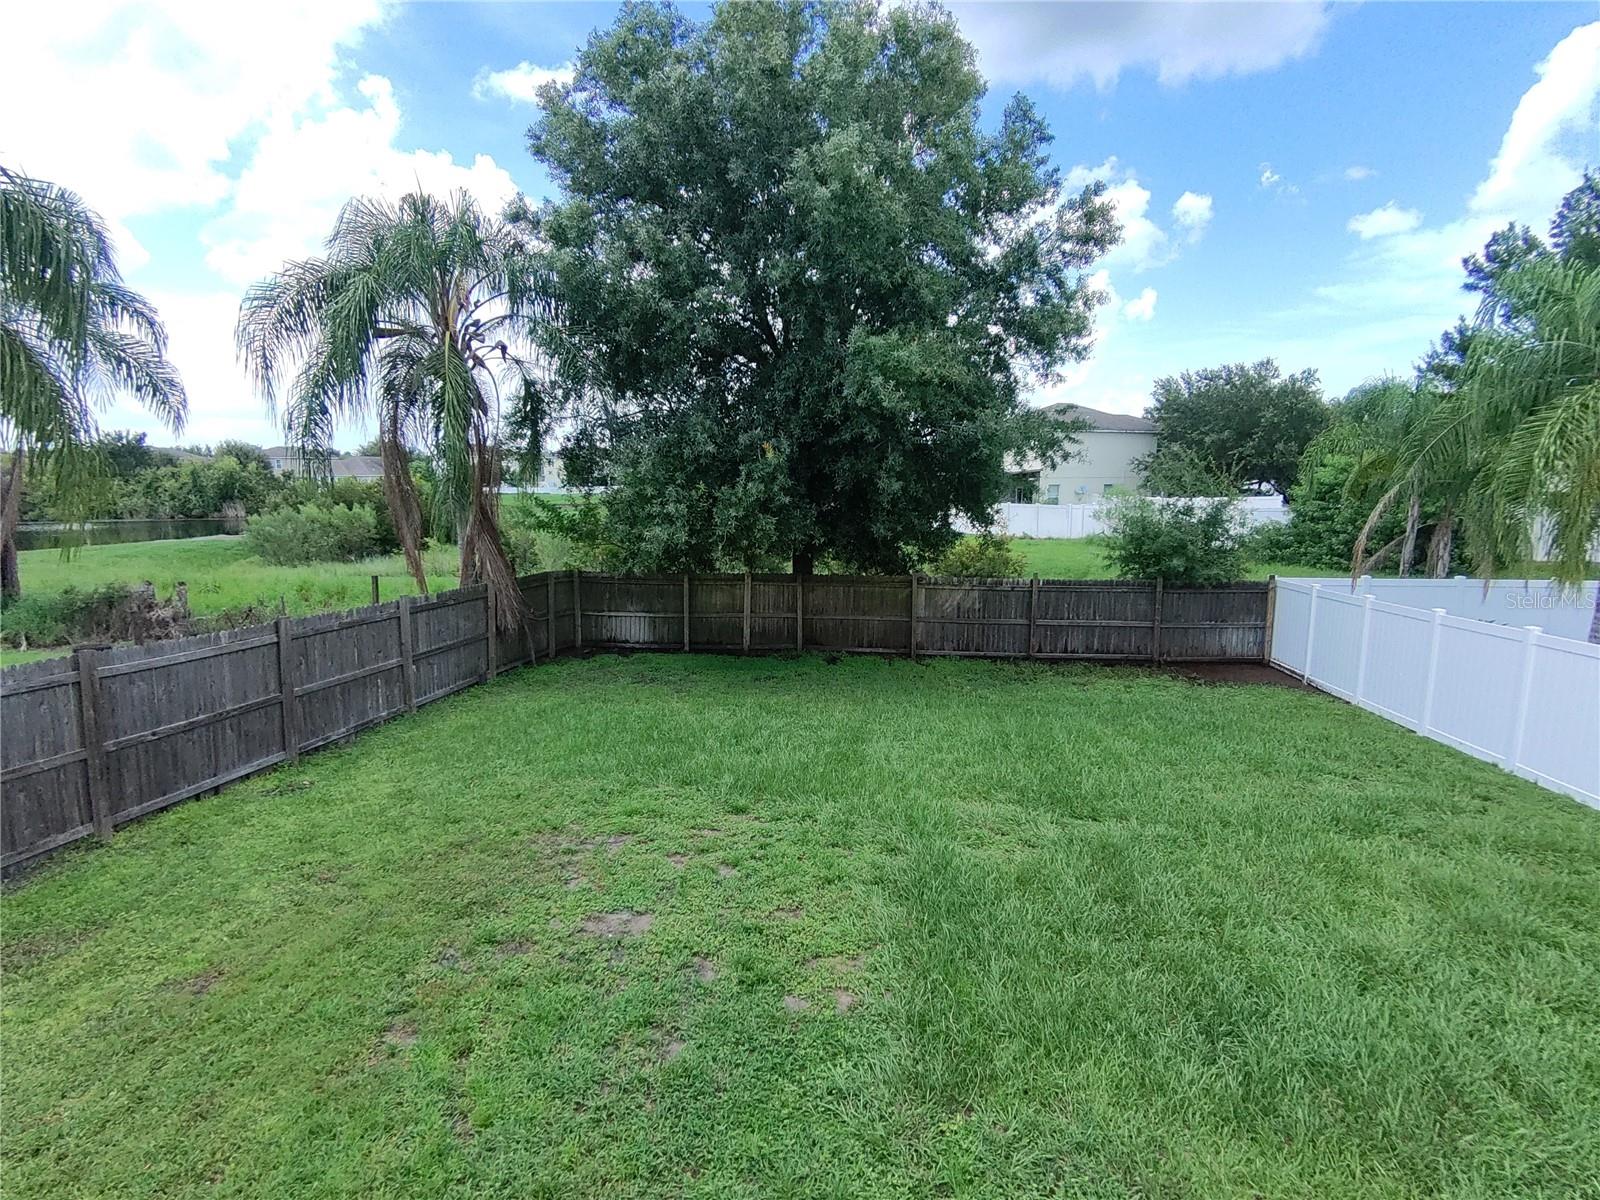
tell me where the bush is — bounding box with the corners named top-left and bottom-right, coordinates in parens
top-left (1, 584), bottom-right (135, 648)
top-left (926, 532), bottom-right (1027, 577)
top-left (244, 504), bottom-right (382, 565)
top-left (1100, 495), bottom-right (1248, 585)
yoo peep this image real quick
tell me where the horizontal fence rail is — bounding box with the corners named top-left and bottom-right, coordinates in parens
top-left (1269, 578), bottom-right (1599, 809)
top-left (2, 572), bottom-right (1265, 870)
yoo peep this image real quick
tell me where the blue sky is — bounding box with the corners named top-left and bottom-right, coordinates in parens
top-left (4, 1), bottom-right (1597, 447)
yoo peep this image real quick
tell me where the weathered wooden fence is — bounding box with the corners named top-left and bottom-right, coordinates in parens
top-left (2, 573), bottom-right (1266, 870)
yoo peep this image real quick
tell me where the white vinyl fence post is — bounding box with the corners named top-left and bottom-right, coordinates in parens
top-left (1507, 625), bottom-right (1542, 770)
top-left (1419, 607), bottom-right (1446, 734)
top-left (1354, 593), bottom-right (1375, 705)
top-left (1301, 583), bottom-right (1321, 682)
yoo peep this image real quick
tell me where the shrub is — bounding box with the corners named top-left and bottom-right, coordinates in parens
top-left (244, 504), bottom-right (382, 565)
top-left (1, 584), bottom-right (135, 648)
top-left (1100, 495), bottom-right (1248, 585)
top-left (926, 532), bottom-right (1027, 577)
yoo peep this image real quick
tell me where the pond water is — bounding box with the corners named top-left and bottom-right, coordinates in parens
top-left (15, 518), bottom-right (243, 551)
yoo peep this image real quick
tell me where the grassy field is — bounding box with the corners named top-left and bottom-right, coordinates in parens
top-left (1011, 535), bottom-right (1326, 581)
top-left (4, 654), bottom-right (1597, 1198)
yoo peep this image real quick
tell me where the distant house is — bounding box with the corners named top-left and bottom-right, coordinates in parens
top-left (261, 447), bottom-right (384, 483)
top-left (1006, 404), bottom-right (1156, 503)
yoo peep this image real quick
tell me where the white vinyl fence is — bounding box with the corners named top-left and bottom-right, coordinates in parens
top-left (1313, 575), bottom-right (1599, 642)
top-left (1269, 578), bottom-right (1600, 809)
top-left (962, 497), bottom-right (1289, 540)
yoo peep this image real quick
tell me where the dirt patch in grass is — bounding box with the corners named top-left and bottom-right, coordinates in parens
top-left (1158, 662), bottom-right (1312, 689)
top-left (495, 940), bottom-right (533, 957)
top-left (176, 969), bottom-right (222, 996)
top-left (382, 1022), bottom-right (418, 1048)
top-left (579, 911), bottom-right (655, 938)
top-left (691, 956), bottom-right (718, 982)
top-left (716, 864), bottom-right (738, 879)
top-left (807, 952), bottom-right (868, 973)
top-left (666, 853), bottom-right (689, 869)
top-left (782, 994), bottom-right (809, 1013)
top-left (833, 989), bottom-right (858, 1014)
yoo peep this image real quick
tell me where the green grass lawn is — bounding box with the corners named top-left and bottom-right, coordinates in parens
top-left (0, 538), bottom-right (461, 666)
top-left (4, 654), bottom-right (1597, 1198)
top-left (1010, 535), bottom-right (1326, 581)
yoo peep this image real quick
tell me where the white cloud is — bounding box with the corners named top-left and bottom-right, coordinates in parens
top-left (1122, 288), bottom-right (1158, 321)
top-left (1258, 162), bottom-right (1300, 195)
top-left (0, 1), bottom-right (527, 446)
top-left (203, 75), bottom-right (520, 287)
top-left (1064, 159), bottom-right (1170, 271)
top-left (473, 61), bottom-right (575, 104)
top-left (1171, 191), bottom-right (1213, 238)
top-left (1347, 201), bottom-right (1423, 240)
top-left (1470, 22), bottom-right (1600, 217)
top-left (1343, 165), bottom-right (1377, 181)
top-left (0, 0), bottom-right (387, 226)
top-left (952, 1), bottom-right (1329, 89)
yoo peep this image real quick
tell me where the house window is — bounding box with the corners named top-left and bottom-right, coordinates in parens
top-left (1102, 483), bottom-right (1115, 495)
top-left (1044, 484), bottom-right (1060, 505)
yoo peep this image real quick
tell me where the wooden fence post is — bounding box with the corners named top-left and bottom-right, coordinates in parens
top-left (75, 646), bottom-right (112, 841)
top-left (547, 572), bottom-right (556, 658)
top-left (742, 570), bottom-right (752, 654)
top-left (397, 597), bottom-right (417, 712)
top-left (370, 574), bottom-right (380, 606)
top-left (1028, 576), bottom-right (1039, 659)
top-left (485, 587), bottom-right (498, 681)
top-left (795, 574), bottom-right (804, 652)
top-left (275, 617), bottom-right (300, 764)
top-left (572, 570), bottom-right (583, 650)
top-left (1151, 578), bottom-right (1164, 664)
top-left (683, 574), bottom-right (691, 652)
top-left (909, 574), bottom-right (919, 659)
top-left (1262, 574), bottom-right (1277, 664)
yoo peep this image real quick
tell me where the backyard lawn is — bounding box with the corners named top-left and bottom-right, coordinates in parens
top-left (4, 654), bottom-right (1597, 1198)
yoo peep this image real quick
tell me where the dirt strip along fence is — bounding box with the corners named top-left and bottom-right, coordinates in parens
top-left (2, 572), bottom-right (1266, 871)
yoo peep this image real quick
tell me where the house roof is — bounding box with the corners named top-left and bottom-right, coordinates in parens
top-left (1040, 403), bottom-right (1155, 433)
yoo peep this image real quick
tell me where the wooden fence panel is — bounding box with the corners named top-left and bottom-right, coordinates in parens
top-left (750, 575), bottom-right (799, 650)
top-left (802, 576), bottom-right (913, 653)
top-left (688, 575), bottom-right (744, 650)
top-left (412, 586), bottom-right (489, 704)
top-left (1160, 583), bottom-right (1269, 660)
top-left (919, 577), bottom-right (1030, 656)
top-left (0, 659), bottom-right (91, 867)
top-left (581, 575), bottom-right (683, 648)
top-left (1034, 582), bottom-right (1156, 659)
top-left (96, 625), bottom-right (287, 825)
top-left (293, 605), bottom-right (407, 752)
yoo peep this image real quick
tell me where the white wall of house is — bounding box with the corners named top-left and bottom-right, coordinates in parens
top-left (1013, 429), bottom-right (1156, 503)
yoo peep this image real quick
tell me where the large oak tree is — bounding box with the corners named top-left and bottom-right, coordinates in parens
top-left (524, 0), bottom-right (1118, 573)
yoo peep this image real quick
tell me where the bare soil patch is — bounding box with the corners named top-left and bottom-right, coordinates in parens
top-left (579, 911), bottom-right (655, 938)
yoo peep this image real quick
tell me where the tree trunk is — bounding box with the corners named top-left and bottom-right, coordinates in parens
top-left (1425, 506), bottom-right (1454, 577)
top-left (1398, 491), bottom-right (1420, 578)
top-left (791, 542), bottom-right (818, 577)
top-left (378, 413), bottom-right (429, 594)
top-left (0, 446), bottom-right (24, 601)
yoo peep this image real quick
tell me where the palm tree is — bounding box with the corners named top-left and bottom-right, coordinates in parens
top-left (1438, 256), bottom-right (1600, 640)
top-left (1, 166), bottom-right (186, 598)
top-left (236, 191), bottom-right (553, 624)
